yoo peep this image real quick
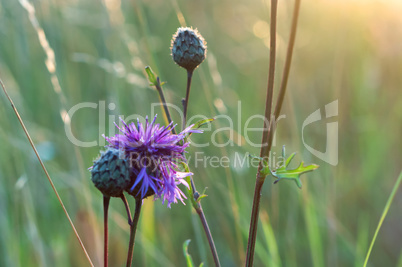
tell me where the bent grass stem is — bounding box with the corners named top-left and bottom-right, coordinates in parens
top-left (0, 77), bottom-right (94, 266)
top-left (363, 171), bottom-right (402, 267)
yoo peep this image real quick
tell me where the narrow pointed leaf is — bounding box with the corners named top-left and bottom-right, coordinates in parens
top-left (187, 118), bottom-right (215, 139)
top-left (275, 152), bottom-right (296, 172)
top-left (192, 118), bottom-right (215, 130)
top-left (145, 66), bottom-right (157, 86)
top-left (183, 240), bottom-right (195, 267)
top-left (197, 194), bottom-right (208, 201)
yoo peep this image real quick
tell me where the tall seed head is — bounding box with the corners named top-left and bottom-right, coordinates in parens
top-left (171, 27), bottom-right (207, 72)
top-left (91, 148), bottom-right (131, 197)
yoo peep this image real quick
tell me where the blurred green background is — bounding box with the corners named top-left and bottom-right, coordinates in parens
top-left (0, 0), bottom-right (401, 266)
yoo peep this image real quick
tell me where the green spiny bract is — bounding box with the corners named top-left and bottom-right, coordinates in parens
top-left (91, 148), bottom-right (131, 197)
top-left (171, 27), bottom-right (207, 72)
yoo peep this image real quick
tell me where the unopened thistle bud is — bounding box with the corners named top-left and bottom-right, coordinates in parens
top-left (171, 27), bottom-right (207, 72)
top-left (91, 148), bottom-right (131, 197)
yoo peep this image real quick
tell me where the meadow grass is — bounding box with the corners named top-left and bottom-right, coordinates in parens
top-left (0, 0), bottom-right (401, 266)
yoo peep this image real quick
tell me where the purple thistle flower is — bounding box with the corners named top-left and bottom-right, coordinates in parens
top-left (104, 115), bottom-right (201, 207)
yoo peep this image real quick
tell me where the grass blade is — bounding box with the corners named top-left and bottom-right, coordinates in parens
top-left (0, 78), bottom-right (94, 266)
top-left (363, 171), bottom-right (402, 267)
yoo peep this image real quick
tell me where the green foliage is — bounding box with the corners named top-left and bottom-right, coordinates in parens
top-left (180, 162), bottom-right (208, 209)
top-left (145, 66), bottom-right (158, 86)
top-left (191, 118), bottom-right (215, 131)
top-left (183, 240), bottom-right (204, 267)
top-left (270, 151), bottom-right (319, 189)
top-left (183, 240), bottom-right (195, 267)
top-left (251, 146), bottom-right (319, 188)
top-left (0, 0), bottom-right (401, 266)
top-left (145, 66), bottom-right (166, 87)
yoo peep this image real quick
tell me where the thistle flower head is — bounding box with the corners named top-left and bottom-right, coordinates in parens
top-left (105, 115), bottom-right (201, 207)
top-left (90, 148), bottom-right (131, 197)
top-left (171, 27), bottom-right (207, 72)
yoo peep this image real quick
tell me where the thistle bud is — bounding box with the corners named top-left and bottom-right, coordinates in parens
top-left (91, 148), bottom-right (131, 197)
top-left (171, 27), bottom-right (207, 71)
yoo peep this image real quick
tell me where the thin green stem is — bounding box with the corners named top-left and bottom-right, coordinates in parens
top-left (245, 177), bottom-right (265, 267)
top-left (155, 77), bottom-right (176, 134)
top-left (273, 0), bottom-right (301, 123)
top-left (154, 71), bottom-right (220, 266)
top-left (126, 199), bottom-right (142, 267)
top-left (121, 194), bottom-right (133, 225)
top-left (260, 0), bottom-right (278, 160)
top-left (245, 0), bottom-right (278, 265)
top-left (0, 78), bottom-right (94, 266)
top-left (182, 70), bottom-right (193, 131)
top-left (246, 0), bottom-right (301, 266)
top-left (103, 196), bottom-right (110, 267)
top-left (181, 69), bottom-right (220, 266)
top-left (363, 171), bottom-right (402, 267)
top-left (196, 206), bottom-right (221, 267)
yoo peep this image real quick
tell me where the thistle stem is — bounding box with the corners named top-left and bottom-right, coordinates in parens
top-left (245, 0), bottom-right (277, 263)
top-left (126, 199), bottom-right (142, 267)
top-left (245, 177), bottom-right (265, 267)
top-left (196, 205), bottom-right (221, 267)
top-left (182, 70), bottom-right (193, 131)
top-left (260, 0), bottom-right (278, 160)
top-left (121, 194), bottom-right (132, 225)
top-left (155, 77), bottom-right (176, 134)
top-left (103, 196), bottom-right (110, 267)
top-left (273, 0), bottom-right (301, 123)
top-left (154, 69), bottom-right (220, 266)
top-left (245, 0), bottom-right (301, 266)
top-left (181, 68), bottom-right (220, 266)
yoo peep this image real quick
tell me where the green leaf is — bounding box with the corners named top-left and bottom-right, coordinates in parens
top-left (183, 240), bottom-right (195, 267)
top-left (270, 151), bottom-right (319, 189)
top-left (145, 66), bottom-right (157, 86)
top-left (192, 118), bottom-right (215, 129)
top-left (180, 162), bottom-right (193, 196)
top-left (196, 194), bottom-right (208, 201)
top-left (196, 187), bottom-right (208, 202)
top-left (187, 118), bottom-right (214, 139)
top-left (249, 146), bottom-right (319, 188)
top-left (248, 153), bottom-right (270, 176)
